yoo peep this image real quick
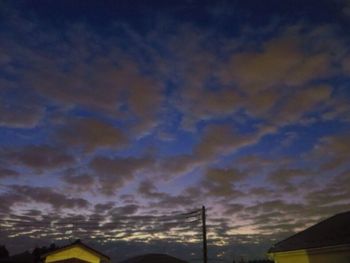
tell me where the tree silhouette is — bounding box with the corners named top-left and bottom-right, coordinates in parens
top-left (0, 245), bottom-right (9, 258)
top-left (247, 260), bottom-right (273, 263)
top-left (49, 243), bottom-right (57, 251)
top-left (32, 243), bottom-right (57, 262)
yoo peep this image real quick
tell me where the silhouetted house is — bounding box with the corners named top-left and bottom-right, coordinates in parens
top-left (268, 211), bottom-right (350, 263)
top-left (41, 240), bottom-right (110, 263)
top-left (119, 253), bottom-right (188, 263)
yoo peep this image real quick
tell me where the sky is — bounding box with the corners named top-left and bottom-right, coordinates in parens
top-left (0, 0), bottom-right (350, 262)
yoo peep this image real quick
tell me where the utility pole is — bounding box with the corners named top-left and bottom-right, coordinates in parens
top-left (202, 206), bottom-right (208, 263)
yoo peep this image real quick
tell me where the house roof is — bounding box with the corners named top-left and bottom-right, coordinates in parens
top-left (268, 211), bottom-right (350, 253)
top-left (41, 240), bottom-right (110, 262)
top-left (119, 253), bottom-right (188, 263)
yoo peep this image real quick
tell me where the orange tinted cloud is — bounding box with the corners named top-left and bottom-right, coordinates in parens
top-left (57, 117), bottom-right (127, 152)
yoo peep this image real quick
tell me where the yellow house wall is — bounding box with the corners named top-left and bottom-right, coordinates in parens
top-left (307, 250), bottom-right (350, 263)
top-left (272, 251), bottom-right (310, 263)
top-left (271, 247), bottom-right (350, 263)
top-left (45, 246), bottom-right (100, 263)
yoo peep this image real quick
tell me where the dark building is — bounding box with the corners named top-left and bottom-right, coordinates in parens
top-left (268, 211), bottom-right (350, 263)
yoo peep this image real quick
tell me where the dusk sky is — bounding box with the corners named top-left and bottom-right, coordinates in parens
top-left (1, 0), bottom-right (350, 262)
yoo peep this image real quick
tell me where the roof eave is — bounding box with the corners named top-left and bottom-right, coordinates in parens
top-left (268, 243), bottom-right (350, 256)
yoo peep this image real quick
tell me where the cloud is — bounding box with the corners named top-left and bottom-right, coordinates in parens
top-left (247, 187), bottom-right (277, 198)
top-left (273, 84), bottom-right (332, 125)
top-left (138, 180), bottom-right (167, 199)
top-left (0, 192), bottom-right (25, 213)
top-left (0, 5), bottom-right (349, 261)
top-left (0, 19), bottom-right (164, 136)
top-left (312, 133), bottom-right (350, 171)
top-left (109, 204), bottom-right (139, 216)
top-left (200, 167), bottom-right (247, 197)
top-left (343, 54), bottom-right (350, 74)
top-left (169, 24), bottom-right (340, 130)
top-left (61, 172), bottom-right (95, 192)
top-left (0, 97), bottom-right (44, 129)
top-left (222, 203), bottom-right (245, 216)
top-left (235, 154), bottom-right (286, 173)
top-left (90, 156), bottom-right (154, 195)
top-left (162, 28), bottom-right (242, 129)
top-left (137, 180), bottom-right (202, 209)
top-left (221, 35), bottom-right (302, 90)
top-left (268, 168), bottom-right (311, 188)
top-left (0, 167), bottom-right (19, 179)
top-left (240, 200), bottom-right (309, 233)
top-left (157, 132), bottom-right (229, 176)
top-left (341, 0), bottom-right (350, 17)
top-left (1, 185), bottom-right (90, 211)
top-left (194, 124), bottom-right (255, 160)
top-left (24, 38), bottom-right (162, 136)
top-left (2, 145), bottom-right (75, 172)
top-left (57, 117), bottom-right (128, 152)
top-left (306, 169), bottom-right (350, 206)
top-left (322, 97), bottom-right (350, 123)
top-left (220, 27), bottom-right (333, 91)
top-left (94, 202), bottom-right (115, 213)
top-left (159, 123), bottom-right (276, 178)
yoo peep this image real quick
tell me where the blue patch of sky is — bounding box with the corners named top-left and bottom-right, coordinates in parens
top-left (2, 167), bottom-right (62, 188)
top-left (158, 92), bottom-right (183, 130)
top-left (144, 131), bottom-right (198, 158)
top-left (1, 86), bottom-right (30, 103)
top-left (12, 1), bottom-right (161, 35)
top-left (87, 148), bottom-right (126, 160)
top-left (67, 107), bottom-right (130, 129)
top-left (334, 78), bottom-right (350, 96)
top-left (195, 109), bottom-right (263, 134)
top-left (156, 131), bottom-right (197, 157)
top-left (256, 120), bottom-right (348, 158)
top-left (202, 76), bottom-right (223, 92)
top-left (239, 0), bottom-right (343, 25)
top-left (7, 0), bottom-right (348, 35)
top-left (0, 126), bottom-right (48, 147)
top-left (215, 118), bottom-right (348, 169)
top-left (105, 126), bottom-right (197, 158)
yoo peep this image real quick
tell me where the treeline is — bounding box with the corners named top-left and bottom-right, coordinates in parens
top-left (0, 245), bottom-right (9, 258)
top-left (233, 260), bottom-right (273, 263)
top-left (0, 243), bottom-right (58, 261)
top-left (247, 260), bottom-right (273, 263)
